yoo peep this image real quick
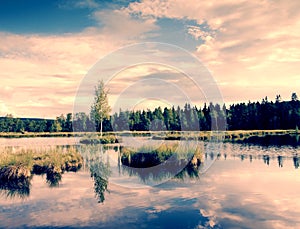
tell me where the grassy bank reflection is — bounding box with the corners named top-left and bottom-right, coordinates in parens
top-left (0, 146), bottom-right (83, 198)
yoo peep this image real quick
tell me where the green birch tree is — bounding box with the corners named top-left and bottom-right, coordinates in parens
top-left (91, 80), bottom-right (111, 136)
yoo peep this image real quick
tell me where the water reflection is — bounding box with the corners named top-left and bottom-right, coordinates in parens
top-left (120, 159), bottom-right (203, 183)
top-left (0, 145), bottom-right (83, 198)
top-left (263, 155), bottom-right (270, 165)
top-left (293, 155), bottom-right (299, 169)
top-left (90, 163), bottom-right (110, 203)
top-left (1, 140), bottom-right (300, 228)
top-left (218, 152), bottom-right (300, 169)
top-left (46, 171), bottom-right (62, 187)
top-left (0, 169), bottom-right (66, 198)
top-left (0, 176), bottom-right (31, 198)
top-left (83, 143), bottom-right (300, 204)
top-left (278, 155), bottom-right (283, 167)
top-left (79, 144), bottom-right (111, 203)
top-left (1, 142), bottom-right (299, 202)
top-left (241, 134), bottom-right (300, 147)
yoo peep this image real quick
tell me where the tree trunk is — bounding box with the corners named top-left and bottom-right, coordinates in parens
top-left (100, 120), bottom-right (103, 137)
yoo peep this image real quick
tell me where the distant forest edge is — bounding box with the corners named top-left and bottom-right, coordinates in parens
top-left (1, 93), bottom-right (300, 133)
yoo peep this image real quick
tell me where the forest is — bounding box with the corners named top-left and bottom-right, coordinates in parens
top-left (0, 93), bottom-right (299, 133)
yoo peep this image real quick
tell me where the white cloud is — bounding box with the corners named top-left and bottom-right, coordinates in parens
top-left (125, 0), bottom-right (300, 102)
top-left (93, 9), bottom-right (159, 40)
top-left (58, 0), bottom-right (100, 9)
top-left (1, 1), bottom-right (300, 118)
top-left (0, 101), bottom-right (12, 116)
top-left (0, 6), bottom-right (160, 118)
top-left (0, 32), bottom-right (105, 118)
top-left (76, 0), bottom-right (100, 8)
top-left (187, 25), bottom-right (215, 42)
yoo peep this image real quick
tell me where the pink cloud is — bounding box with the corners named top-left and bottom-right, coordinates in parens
top-left (126, 0), bottom-right (300, 102)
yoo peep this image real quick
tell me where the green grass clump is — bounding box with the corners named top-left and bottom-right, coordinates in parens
top-left (120, 143), bottom-right (203, 168)
top-left (0, 146), bottom-right (83, 187)
top-left (79, 134), bottom-right (118, 144)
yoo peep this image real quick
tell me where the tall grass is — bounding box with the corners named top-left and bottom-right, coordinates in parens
top-left (120, 143), bottom-right (203, 168)
top-left (0, 146), bottom-right (83, 191)
top-left (79, 134), bottom-right (118, 144)
top-left (150, 129), bottom-right (299, 142)
top-left (119, 143), bottom-right (203, 183)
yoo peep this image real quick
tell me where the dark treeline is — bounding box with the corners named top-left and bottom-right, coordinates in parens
top-left (110, 93), bottom-right (300, 131)
top-left (1, 93), bottom-right (300, 132)
top-left (0, 114), bottom-right (73, 133)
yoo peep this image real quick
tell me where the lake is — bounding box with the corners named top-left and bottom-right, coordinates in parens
top-left (0, 137), bottom-right (300, 229)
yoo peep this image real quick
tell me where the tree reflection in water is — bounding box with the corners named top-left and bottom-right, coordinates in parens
top-left (1, 144), bottom-right (299, 203)
top-left (263, 155), bottom-right (270, 165)
top-left (278, 155), bottom-right (283, 167)
top-left (83, 144), bottom-right (300, 204)
top-left (293, 155), bottom-right (299, 169)
top-left (81, 144), bottom-right (111, 203)
top-left (90, 162), bottom-right (110, 203)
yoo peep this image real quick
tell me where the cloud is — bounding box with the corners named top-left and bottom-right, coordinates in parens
top-left (0, 101), bottom-right (13, 116)
top-left (0, 32), bottom-right (101, 117)
top-left (58, 0), bottom-right (100, 9)
top-left (93, 9), bottom-right (159, 40)
top-left (187, 25), bottom-right (215, 42)
top-left (0, 6), bottom-right (160, 118)
top-left (108, 68), bottom-right (209, 111)
top-left (75, 0), bottom-right (100, 8)
top-left (125, 0), bottom-right (300, 102)
top-left (2, 0), bottom-right (300, 118)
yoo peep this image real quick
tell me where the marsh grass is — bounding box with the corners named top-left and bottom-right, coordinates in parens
top-left (0, 146), bottom-right (83, 195)
top-left (0, 132), bottom-right (79, 138)
top-left (1, 130), bottom-right (298, 143)
top-left (120, 143), bottom-right (203, 168)
top-left (150, 130), bottom-right (299, 142)
top-left (79, 134), bottom-right (118, 144)
top-left (119, 143), bottom-right (203, 183)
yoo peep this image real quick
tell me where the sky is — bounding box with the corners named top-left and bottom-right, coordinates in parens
top-left (1, 0), bottom-right (300, 118)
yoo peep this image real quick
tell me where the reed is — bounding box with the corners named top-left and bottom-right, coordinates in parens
top-left (120, 143), bottom-right (203, 168)
top-left (0, 146), bottom-right (83, 185)
top-left (79, 134), bottom-right (118, 144)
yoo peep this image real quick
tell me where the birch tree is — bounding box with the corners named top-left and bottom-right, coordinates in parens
top-left (91, 80), bottom-right (111, 136)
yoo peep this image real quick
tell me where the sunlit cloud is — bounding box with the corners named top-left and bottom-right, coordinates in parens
top-left (1, 0), bottom-right (300, 117)
top-left (126, 0), bottom-right (300, 103)
top-left (0, 8), bottom-right (158, 118)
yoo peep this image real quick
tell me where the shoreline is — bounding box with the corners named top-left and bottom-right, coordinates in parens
top-left (0, 129), bottom-right (298, 139)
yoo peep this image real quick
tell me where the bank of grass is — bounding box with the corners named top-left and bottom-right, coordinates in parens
top-left (119, 143), bottom-right (203, 183)
top-left (151, 129), bottom-right (299, 142)
top-left (120, 143), bottom-right (203, 168)
top-left (0, 146), bottom-right (83, 184)
top-left (0, 132), bottom-right (95, 138)
top-left (79, 134), bottom-right (118, 144)
top-left (1, 130), bottom-right (299, 144)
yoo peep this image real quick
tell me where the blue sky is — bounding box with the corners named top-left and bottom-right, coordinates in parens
top-left (0, 0), bottom-right (100, 34)
top-left (0, 0), bottom-right (201, 48)
top-left (0, 0), bottom-right (300, 118)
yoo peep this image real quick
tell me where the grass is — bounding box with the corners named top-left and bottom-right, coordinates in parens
top-left (120, 142), bottom-right (203, 168)
top-left (119, 143), bottom-right (203, 183)
top-left (150, 129), bottom-right (299, 142)
top-left (0, 146), bottom-right (83, 189)
top-left (1, 130), bottom-right (299, 146)
top-left (0, 131), bottom-right (153, 139)
top-left (0, 132), bottom-right (78, 138)
top-left (79, 134), bottom-right (118, 144)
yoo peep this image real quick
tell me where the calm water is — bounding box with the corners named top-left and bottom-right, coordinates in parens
top-left (0, 137), bottom-right (300, 229)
